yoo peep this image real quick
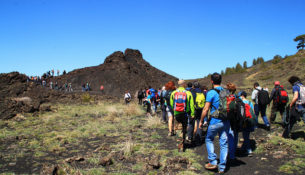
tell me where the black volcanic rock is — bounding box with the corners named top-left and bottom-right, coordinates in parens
top-left (56, 48), bottom-right (178, 97)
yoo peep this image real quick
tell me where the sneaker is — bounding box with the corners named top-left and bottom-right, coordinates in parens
top-left (168, 132), bottom-right (172, 136)
top-left (204, 163), bottom-right (217, 170)
top-left (218, 171), bottom-right (225, 175)
top-left (248, 152), bottom-right (253, 157)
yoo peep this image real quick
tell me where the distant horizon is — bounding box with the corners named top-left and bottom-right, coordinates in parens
top-left (1, 0), bottom-right (304, 79)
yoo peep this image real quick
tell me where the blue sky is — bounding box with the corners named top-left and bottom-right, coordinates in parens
top-left (0, 0), bottom-right (304, 79)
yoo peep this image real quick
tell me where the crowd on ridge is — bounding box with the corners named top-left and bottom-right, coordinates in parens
top-left (124, 73), bottom-right (305, 174)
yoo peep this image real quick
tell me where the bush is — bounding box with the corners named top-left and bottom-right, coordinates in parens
top-left (81, 93), bottom-right (93, 103)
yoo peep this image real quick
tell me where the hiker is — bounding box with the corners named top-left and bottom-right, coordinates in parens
top-left (57, 70), bottom-right (60, 76)
top-left (82, 84), bottom-right (86, 92)
top-left (224, 83), bottom-right (239, 163)
top-left (237, 91), bottom-right (256, 157)
top-left (199, 73), bottom-right (229, 174)
top-left (68, 83), bottom-right (73, 92)
top-left (165, 81), bottom-right (176, 136)
top-left (145, 91), bottom-right (152, 117)
top-left (185, 82), bottom-right (197, 143)
top-left (251, 82), bottom-right (270, 130)
top-left (124, 91), bottom-right (131, 104)
top-left (63, 70), bottom-right (66, 75)
top-left (282, 76), bottom-right (305, 138)
top-left (50, 81), bottom-right (53, 89)
top-left (55, 82), bottom-right (58, 90)
top-left (42, 80), bottom-right (46, 87)
top-left (160, 86), bottom-right (167, 123)
top-left (170, 80), bottom-right (195, 152)
top-left (269, 81), bottom-right (289, 125)
top-left (51, 69), bottom-right (54, 77)
top-left (149, 86), bottom-right (157, 114)
top-left (190, 81), bottom-right (205, 145)
top-left (137, 89), bottom-right (144, 105)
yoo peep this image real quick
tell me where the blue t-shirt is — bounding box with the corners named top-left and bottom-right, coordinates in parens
top-left (206, 86), bottom-right (223, 124)
top-left (149, 88), bottom-right (155, 97)
top-left (147, 95), bottom-right (152, 104)
top-left (293, 82), bottom-right (304, 109)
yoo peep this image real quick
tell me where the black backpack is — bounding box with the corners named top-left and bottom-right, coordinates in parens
top-left (165, 90), bottom-right (173, 105)
top-left (257, 89), bottom-right (269, 106)
top-left (138, 91), bottom-right (143, 98)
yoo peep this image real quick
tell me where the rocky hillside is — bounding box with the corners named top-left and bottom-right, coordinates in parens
top-left (55, 49), bottom-right (178, 97)
top-left (192, 50), bottom-right (305, 92)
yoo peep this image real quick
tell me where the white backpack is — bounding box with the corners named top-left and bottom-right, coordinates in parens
top-left (297, 84), bottom-right (305, 105)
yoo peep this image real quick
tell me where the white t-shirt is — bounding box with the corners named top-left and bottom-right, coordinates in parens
top-left (124, 93), bottom-right (131, 100)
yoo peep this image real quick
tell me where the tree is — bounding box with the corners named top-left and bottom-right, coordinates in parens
top-left (294, 34), bottom-right (305, 50)
top-left (253, 58), bottom-right (257, 66)
top-left (257, 57), bottom-right (264, 64)
top-left (235, 63), bottom-right (243, 73)
top-left (221, 70), bottom-right (224, 75)
top-left (272, 55), bottom-right (282, 64)
top-left (243, 61), bottom-right (247, 69)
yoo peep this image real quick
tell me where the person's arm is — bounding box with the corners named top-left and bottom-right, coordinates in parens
top-left (290, 91), bottom-right (299, 108)
top-left (251, 90), bottom-right (256, 103)
top-left (199, 102), bottom-right (211, 129)
top-left (269, 89), bottom-right (275, 104)
top-left (188, 92), bottom-right (195, 117)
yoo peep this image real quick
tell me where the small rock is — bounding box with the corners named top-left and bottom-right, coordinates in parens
top-left (254, 170), bottom-right (260, 174)
top-left (65, 156), bottom-right (85, 163)
top-left (99, 156), bottom-right (113, 166)
top-left (9, 162), bottom-right (16, 166)
top-left (261, 157), bottom-right (267, 161)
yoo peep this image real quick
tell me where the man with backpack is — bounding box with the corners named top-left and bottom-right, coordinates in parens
top-left (283, 76), bottom-right (305, 138)
top-left (251, 82), bottom-right (270, 130)
top-left (137, 89), bottom-right (144, 105)
top-left (187, 81), bottom-right (205, 145)
top-left (160, 86), bottom-right (167, 123)
top-left (170, 80), bottom-right (195, 152)
top-left (199, 73), bottom-right (229, 174)
top-left (269, 81), bottom-right (289, 125)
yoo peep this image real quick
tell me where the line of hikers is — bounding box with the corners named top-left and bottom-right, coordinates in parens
top-left (139, 73), bottom-right (305, 174)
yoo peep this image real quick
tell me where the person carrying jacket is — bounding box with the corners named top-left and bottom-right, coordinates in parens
top-left (170, 80), bottom-right (195, 152)
top-left (199, 73), bottom-right (229, 174)
top-left (269, 81), bottom-right (287, 124)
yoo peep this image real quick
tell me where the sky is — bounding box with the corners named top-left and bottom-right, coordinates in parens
top-left (0, 0), bottom-right (304, 79)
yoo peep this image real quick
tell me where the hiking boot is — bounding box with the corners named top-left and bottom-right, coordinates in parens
top-left (204, 163), bottom-right (217, 170)
top-left (266, 125), bottom-right (271, 131)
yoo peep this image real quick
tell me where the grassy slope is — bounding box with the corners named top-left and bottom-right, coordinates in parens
top-left (194, 50), bottom-right (305, 92)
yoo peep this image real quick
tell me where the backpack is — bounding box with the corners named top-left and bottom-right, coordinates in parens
top-left (275, 87), bottom-right (288, 105)
top-left (195, 92), bottom-right (205, 109)
top-left (211, 88), bottom-right (234, 120)
top-left (165, 90), bottom-right (172, 102)
top-left (229, 98), bottom-right (256, 131)
top-left (174, 90), bottom-right (187, 112)
top-left (138, 91), bottom-right (143, 98)
top-left (297, 84), bottom-right (305, 105)
top-left (257, 89), bottom-right (269, 106)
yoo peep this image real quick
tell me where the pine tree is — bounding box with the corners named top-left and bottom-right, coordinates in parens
top-left (243, 61), bottom-right (247, 69)
top-left (294, 34), bottom-right (305, 50)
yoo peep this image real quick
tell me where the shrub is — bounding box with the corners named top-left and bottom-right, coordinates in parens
top-left (81, 93), bottom-right (93, 103)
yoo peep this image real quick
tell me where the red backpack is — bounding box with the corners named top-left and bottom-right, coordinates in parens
top-left (174, 90), bottom-right (187, 112)
top-left (276, 86), bottom-right (289, 104)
